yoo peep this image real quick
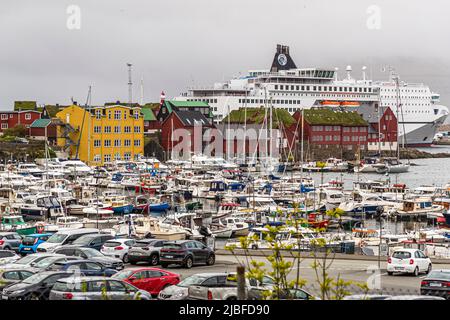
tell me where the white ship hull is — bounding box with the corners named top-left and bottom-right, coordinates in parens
top-left (175, 45), bottom-right (449, 147)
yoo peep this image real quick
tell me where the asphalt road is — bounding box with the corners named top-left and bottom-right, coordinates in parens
top-left (124, 255), bottom-right (450, 297)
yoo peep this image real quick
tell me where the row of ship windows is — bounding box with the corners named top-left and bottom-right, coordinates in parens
top-left (274, 84), bottom-right (372, 93)
top-left (383, 88), bottom-right (429, 93)
top-left (94, 153), bottom-right (142, 162)
top-left (93, 139), bottom-right (141, 147)
top-left (93, 126), bottom-right (141, 133)
top-left (381, 96), bottom-right (430, 100)
top-left (312, 135), bottom-right (367, 142)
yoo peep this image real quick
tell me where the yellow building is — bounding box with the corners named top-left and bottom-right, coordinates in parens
top-left (56, 104), bottom-right (144, 165)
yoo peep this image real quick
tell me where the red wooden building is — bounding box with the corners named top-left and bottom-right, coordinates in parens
top-left (292, 109), bottom-right (369, 151)
top-left (161, 110), bottom-right (215, 159)
top-left (0, 110), bottom-right (41, 133)
top-left (367, 107), bottom-right (398, 151)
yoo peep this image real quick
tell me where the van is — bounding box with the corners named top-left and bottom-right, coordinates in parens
top-left (36, 228), bottom-right (99, 253)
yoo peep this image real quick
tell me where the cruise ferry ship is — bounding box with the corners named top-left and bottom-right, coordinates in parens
top-left (175, 45), bottom-right (448, 146)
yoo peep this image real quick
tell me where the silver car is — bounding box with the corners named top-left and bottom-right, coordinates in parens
top-left (128, 239), bottom-right (166, 266)
top-left (49, 276), bottom-right (152, 300)
top-left (0, 232), bottom-right (22, 251)
top-left (1, 253), bottom-right (60, 270)
top-left (158, 273), bottom-right (226, 300)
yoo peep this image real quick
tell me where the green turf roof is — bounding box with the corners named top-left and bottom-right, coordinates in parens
top-left (222, 107), bottom-right (295, 129)
top-left (14, 101), bottom-right (37, 111)
top-left (141, 107), bottom-right (156, 121)
top-left (302, 109), bottom-right (368, 126)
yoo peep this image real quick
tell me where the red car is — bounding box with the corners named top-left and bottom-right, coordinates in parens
top-left (112, 268), bottom-right (180, 296)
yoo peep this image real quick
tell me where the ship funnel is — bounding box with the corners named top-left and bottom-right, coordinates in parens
top-left (270, 44), bottom-right (297, 72)
top-left (362, 66), bottom-right (367, 81)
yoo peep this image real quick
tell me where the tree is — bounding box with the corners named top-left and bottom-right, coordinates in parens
top-left (2, 125), bottom-right (28, 137)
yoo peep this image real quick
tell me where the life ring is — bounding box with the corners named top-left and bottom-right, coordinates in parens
top-left (35, 223), bottom-right (45, 234)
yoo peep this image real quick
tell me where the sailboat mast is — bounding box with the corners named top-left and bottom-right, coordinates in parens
top-left (243, 89), bottom-right (247, 164)
top-left (394, 75), bottom-right (401, 160)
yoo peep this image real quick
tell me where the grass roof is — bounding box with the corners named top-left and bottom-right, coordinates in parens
top-left (222, 107), bottom-right (295, 129)
top-left (14, 101), bottom-right (37, 111)
top-left (303, 109), bottom-right (368, 126)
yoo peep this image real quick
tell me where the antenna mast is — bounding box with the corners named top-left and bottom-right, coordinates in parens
top-left (127, 63), bottom-right (133, 106)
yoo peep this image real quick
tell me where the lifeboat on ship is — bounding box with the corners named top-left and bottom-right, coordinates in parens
top-left (320, 100), bottom-right (340, 108)
top-left (340, 101), bottom-right (360, 107)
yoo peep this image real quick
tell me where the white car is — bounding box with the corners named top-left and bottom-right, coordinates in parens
top-left (0, 250), bottom-right (21, 265)
top-left (387, 249), bottom-right (432, 276)
top-left (100, 238), bottom-right (136, 263)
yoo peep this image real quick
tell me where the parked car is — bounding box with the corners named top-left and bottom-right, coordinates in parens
top-left (18, 233), bottom-right (52, 255)
top-left (189, 273), bottom-right (275, 300)
top-left (1, 271), bottom-right (74, 300)
top-left (70, 234), bottom-right (115, 251)
top-left (0, 250), bottom-right (21, 265)
top-left (0, 269), bottom-right (36, 291)
top-left (54, 246), bottom-right (124, 270)
top-left (387, 249), bottom-right (432, 276)
top-left (37, 228), bottom-right (99, 252)
top-left (0, 232), bottom-right (23, 252)
top-left (127, 239), bottom-right (166, 266)
top-left (49, 276), bottom-right (152, 300)
top-left (101, 238), bottom-right (136, 263)
top-left (420, 269), bottom-right (450, 299)
top-left (113, 267), bottom-right (180, 296)
top-left (50, 259), bottom-right (118, 277)
top-left (158, 273), bottom-right (227, 300)
top-left (386, 295), bottom-right (445, 300)
top-left (2, 253), bottom-right (60, 270)
top-left (29, 255), bottom-right (79, 272)
top-left (343, 294), bottom-right (392, 300)
top-left (159, 240), bottom-right (215, 269)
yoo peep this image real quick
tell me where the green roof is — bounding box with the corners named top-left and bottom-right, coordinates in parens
top-left (141, 108), bottom-right (156, 121)
top-left (142, 103), bottom-right (160, 112)
top-left (30, 119), bottom-right (51, 128)
top-left (302, 109), bottom-right (368, 126)
top-left (222, 107), bottom-right (295, 129)
top-left (167, 100), bottom-right (209, 108)
top-left (14, 101), bottom-right (37, 111)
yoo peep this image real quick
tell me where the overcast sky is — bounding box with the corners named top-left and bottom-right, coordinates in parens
top-left (1, 0), bottom-right (450, 110)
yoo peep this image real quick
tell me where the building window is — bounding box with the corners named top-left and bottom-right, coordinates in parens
top-left (94, 140), bottom-right (101, 147)
top-left (114, 110), bottom-right (121, 120)
top-left (95, 110), bottom-right (102, 119)
top-left (104, 154), bottom-right (111, 163)
top-left (134, 154), bottom-right (141, 160)
top-left (124, 139), bottom-right (131, 147)
top-left (104, 126), bottom-right (111, 133)
top-left (104, 140), bottom-right (111, 147)
top-left (114, 153), bottom-right (121, 161)
top-left (134, 111), bottom-right (139, 119)
top-left (108, 111), bottom-right (112, 119)
top-left (124, 152), bottom-right (131, 161)
top-left (334, 135), bottom-right (340, 141)
top-left (124, 126), bottom-right (131, 133)
top-left (1, 123), bottom-right (8, 129)
top-left (134, 139), bottom-right (141, 147)
top-left (114, 139), bottom-right (121, 147)
top-left (94, 126), bottom-right (101, 133)
top-left (1, 114), bottom-right (7, 120)
top-left (93, 155), bottom-right (101, 162)
top-left (25, 113), bottom-right (31, 120)
top-left (134, 126), bottom-right (141, 133)
top-left (114, 126), bottom-right (121, 133)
